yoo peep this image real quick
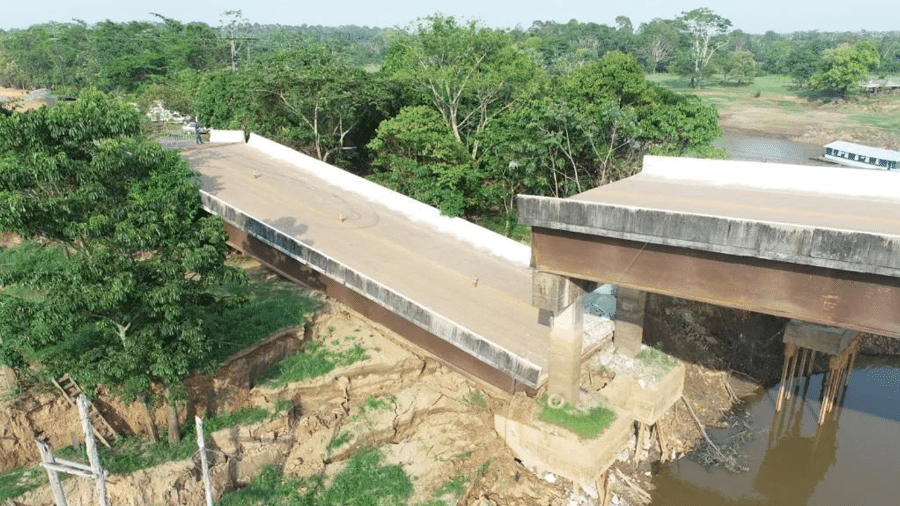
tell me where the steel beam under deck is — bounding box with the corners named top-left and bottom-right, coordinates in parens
top-left (530, 227), bottom-right (900, 339)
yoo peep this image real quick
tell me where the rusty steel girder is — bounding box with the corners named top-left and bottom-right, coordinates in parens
top-left (530, 227), bottom-right (900, 339)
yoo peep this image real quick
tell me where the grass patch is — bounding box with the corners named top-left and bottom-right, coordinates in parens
top-left (472, 213), bottom-right (531, 244)
top-left (327, 431), bottom-right (353, 451)
top-left (259, 340), bottom-right (369, 387)
top-left (202, 274), bottom-right (319, 371)
top-left (217, 448), bottom-right (412, 506)
top-left (462, 390), bottom-right (487, 409)
top-left (0, 464), bottom-right (44, 502)
top-left (203, 406), bottom-right (269, 433)
top-left (274, 399), bottom-right (293, 414)
top-left (432, 470), bottom-right (468, 502)
top-left (635, 346), bottom-right (677, 379)
top-left (535, 395), bottom-right (616, 439)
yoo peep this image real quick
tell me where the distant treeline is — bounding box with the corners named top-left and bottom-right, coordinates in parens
top-left (0, 10), bottom-right (894, 231)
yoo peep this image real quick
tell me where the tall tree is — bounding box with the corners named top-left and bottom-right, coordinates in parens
top-left (809, 41), bottom-right (880, 96)
top-left (677, 8), bottom-right (732, 87)
top-left (247, 44), bottom-right (385, 164)
top-left (636, 18), bottom-right (684, 73)
top-left (382, 15), bottom-right (542, 159)
top-left (367, 105), bottom-right (477, 216)
top-left (0, 89), bottom-right (240, 444)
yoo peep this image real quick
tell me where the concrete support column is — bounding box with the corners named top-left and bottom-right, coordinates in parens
top-left (615, 287), bottom-right (646, 357)
top-left (549, 291), bottom-right (585, 404)
top-left (532, 272), bottom-right (591, 405)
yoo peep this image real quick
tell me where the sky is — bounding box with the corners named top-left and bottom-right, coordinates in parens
top-left (1, 0), bottom-right (897, 34)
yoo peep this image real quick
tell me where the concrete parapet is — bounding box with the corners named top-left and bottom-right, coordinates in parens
top-left (783, 319), bottom-right (858, 356)
top-left (200, 191), bottom-right (542, 388)
top-left (494, 409), bottom-right (632, 490)
top-left (641, 155), bottom-right (900, 200)
top-left (209, 129), bottom-right (246, 143)
top-left (246, 133), bottom-right (530, 266)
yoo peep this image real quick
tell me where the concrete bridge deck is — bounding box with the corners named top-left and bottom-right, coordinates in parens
top-left (519, 156), bottom-right (900, 339)
top-left (184, 135), bottom-right (610, 391)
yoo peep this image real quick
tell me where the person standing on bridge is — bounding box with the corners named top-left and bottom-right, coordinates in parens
top-left (194, 122), bottom-right (203, 145)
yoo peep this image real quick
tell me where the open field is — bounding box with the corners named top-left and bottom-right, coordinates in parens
top-left (648, 74), bottom-right (900, 149)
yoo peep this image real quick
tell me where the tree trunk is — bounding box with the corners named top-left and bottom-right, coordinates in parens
top-left (138, 394), bottom-right (159, 444)
top-left (165, 388), bottom-right (181, 445)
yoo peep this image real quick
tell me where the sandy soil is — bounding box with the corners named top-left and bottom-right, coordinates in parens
top-left (2, 262), bottom-right (785, 506)
top-left (714, 91), bottom-right (900, 149)
top-left (0, 87), bottom-right (52, 111)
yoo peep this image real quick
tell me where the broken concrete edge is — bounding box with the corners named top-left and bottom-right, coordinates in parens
top-left (209, 129), bottom-right (246, 144)
top-left (201, 191), bottom-right (543, 389)
top-left (642, 154), bottom-right (900, 201)
top-left (517, 195), bottom-right (900, 278)
top-left (599, 360), bottom-right (685, 427)
top-left (244, 133), bottom-right (531, 267)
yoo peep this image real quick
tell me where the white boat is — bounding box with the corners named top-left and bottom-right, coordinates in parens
top-left (823, 140), bottom-right (899, 170)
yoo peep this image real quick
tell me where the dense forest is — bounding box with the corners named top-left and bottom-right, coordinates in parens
top-left (1, 8), bottom-right (896, 229)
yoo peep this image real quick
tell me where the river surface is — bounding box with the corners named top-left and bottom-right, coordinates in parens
top-left (650, 357), bottom-right (900, 505)
top-left (650, 133), bottom-right (900, 505)
top-left (714, 132), bottom-right (828, 165)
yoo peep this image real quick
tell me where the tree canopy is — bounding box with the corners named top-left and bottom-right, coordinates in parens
top-left (0, 89), bottom-right (240, 443)
top-left (809, 41), bottom-right (880, 95)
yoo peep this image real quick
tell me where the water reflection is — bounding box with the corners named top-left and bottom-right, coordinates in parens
top-left (714, 132), bottom-right (828, 166)
top-left (651, 357), bottom-right (900, 506)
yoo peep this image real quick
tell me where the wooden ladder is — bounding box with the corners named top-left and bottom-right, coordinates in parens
top-left (52, 374), bottom-right (116, 449)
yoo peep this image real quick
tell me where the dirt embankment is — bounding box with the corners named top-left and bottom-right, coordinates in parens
top-left (4, 267), bottom-right (898, 506)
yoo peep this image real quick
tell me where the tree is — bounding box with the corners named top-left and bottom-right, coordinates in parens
top-left (677, 8), bottom-right (732, 87)
top-left (246, 44), bottom-right (386, 164)
top-left (382, 15), bottom-right (542, 159)
top-left (219, 10), bottom-right (250, 72)
top-left (785, 43), bottom-right (821, 88)
top-left (723, 50), bottom-right (757, 84)
top-left (809, 41), bottom-right (880, 96)
top-left (0, 90), bottom-right (240, 444)
top-left (635, 18), bottom-right (683, 73)
top-left (367, 105), bottom-right (477, 216)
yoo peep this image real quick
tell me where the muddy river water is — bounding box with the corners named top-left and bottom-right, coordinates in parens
top-left (651, 357), bottom-right (900, 505)
top-left (650, 133), bottom-right (900, 505)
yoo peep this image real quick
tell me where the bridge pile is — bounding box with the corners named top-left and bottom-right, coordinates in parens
top-left (775, 321), bottom-right (860, 425)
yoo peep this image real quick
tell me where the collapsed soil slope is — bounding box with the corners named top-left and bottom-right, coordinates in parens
top-left (5, 267), bottom-right (897, 506)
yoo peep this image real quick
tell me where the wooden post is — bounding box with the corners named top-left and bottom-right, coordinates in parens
top-left (776, 343), bottom-right (797, 411)
top-left (634, 421), bottom-right (646, 468)
top-left (77, 395), bottom-right (110, 506)
top-left (196, 416), bottom-right (214, 506)
top-left (655, 422), bottom-right (668, 464)
top-left (35, 439), bottom-right (68, 506)
top-left (784, 345), bottom-right (799, 401)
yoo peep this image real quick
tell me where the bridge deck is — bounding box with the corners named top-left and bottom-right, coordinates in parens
top-left (184, 141), bottom-right (571, 389)
top-left (519, 155), bottom-right (900, 338)
top-left (520, 156), bottom-right (900, 277)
